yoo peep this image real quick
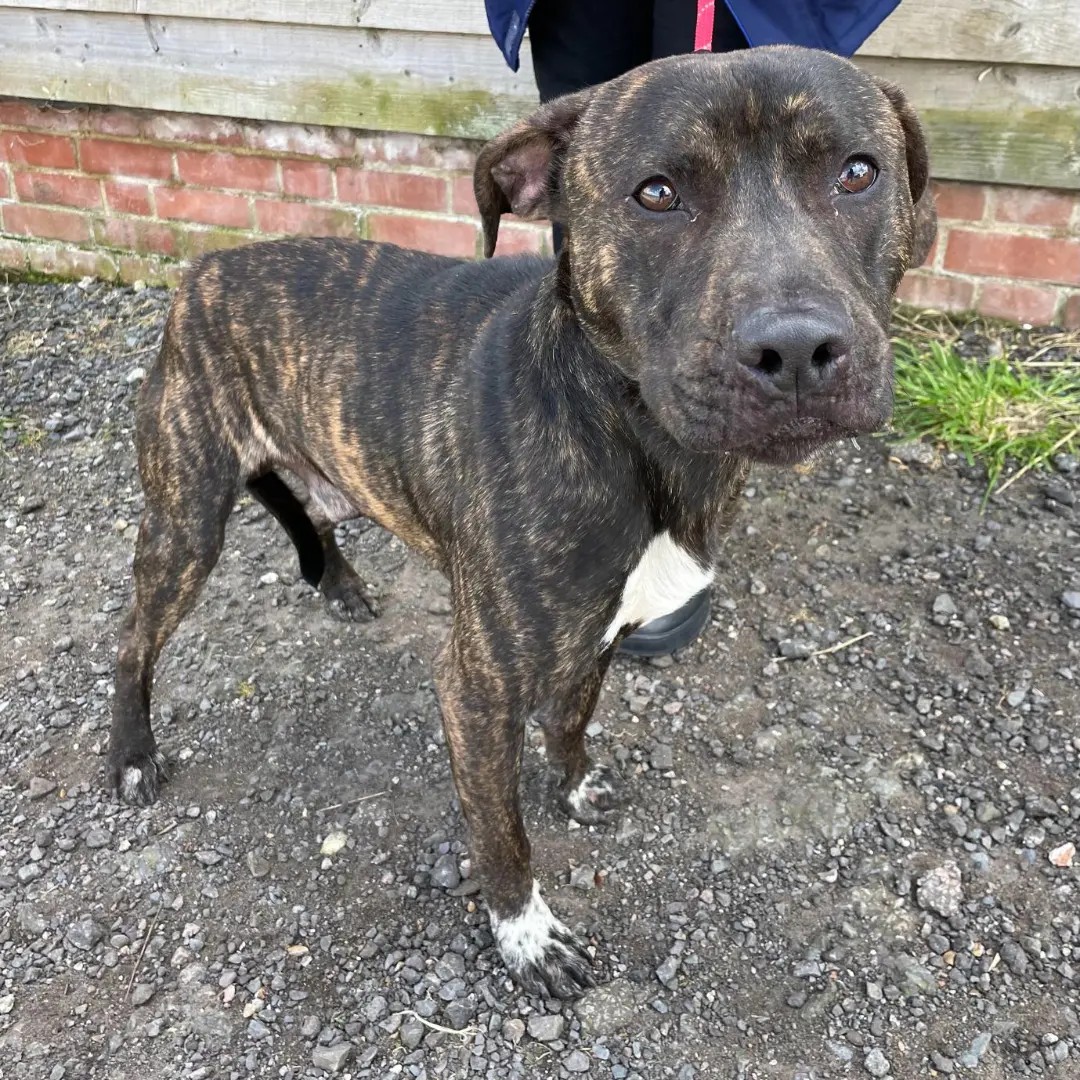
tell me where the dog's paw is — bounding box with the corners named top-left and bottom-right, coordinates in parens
top-left (560, 763), bottom-right (621, 826)
top-left (491, 882), bottom-right (597, 999)
top-left (322, 574), bottom-right (381, 622)
top-left (109, 748), bottom-right (169, 807)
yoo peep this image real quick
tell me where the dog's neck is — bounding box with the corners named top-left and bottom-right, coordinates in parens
top-left (519, 268), bottom-right (748, 544)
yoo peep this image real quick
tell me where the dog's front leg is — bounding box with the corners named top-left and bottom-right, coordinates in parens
top-left (435, 637), bottom-right (595, 998)
top-left (541, 653), bottom-right (621, 826)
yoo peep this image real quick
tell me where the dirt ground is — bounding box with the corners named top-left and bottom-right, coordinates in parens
top-left (1, 277), bottom-right (1078, 1080)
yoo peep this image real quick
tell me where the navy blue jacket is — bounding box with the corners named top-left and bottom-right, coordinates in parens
top-left (484, 0), bottom-right (900, 72)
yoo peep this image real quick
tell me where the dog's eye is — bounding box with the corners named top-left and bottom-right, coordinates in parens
top-left (635, 177), bottom-right (680, 212)
top-left (836, 157), bottom-right (878, 194)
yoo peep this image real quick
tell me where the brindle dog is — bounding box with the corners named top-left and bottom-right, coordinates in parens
top-left (109, 46), bottom-right (936, 997)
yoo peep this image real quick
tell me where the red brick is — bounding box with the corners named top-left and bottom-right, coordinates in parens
top-left (243, 123), bottom-right (354, 160)
top-left (355, 133), bottom-right (475, 172)
top-left (368, 214), bottom-right (479, 258)
top-left (0, 100), bottom-right (84, 132)
top-left (0, 168), bottom-right (8, 199)
top-left (1, 203), bottom-right (91, 243)
top-left (977, 281), bottom-right (1059, 325)
top-left (254, 199), bottom-right (358, 238)
top-left (181, 228), bottom-right (257, 257)
top-left (0, 131), bottom-right (77, 169)
top-left (1061, 292), bottom-right (1080, 329)
top-left (86, 109), bottom-right (145, 139)
top-left (27, 244), bottom-right (119, 282)
top-left (14, 169), bottom-right (101, 210)
top-left (451, 174), bottom-right (477, 216)
top-left (492, 222), bottom-right (547, 257)
top-left (177, 150), bottom-right (279, 192)
top-left (896, 271), bottom-right (975, 312)
top-left (117, 253), bottom-right (183, 288)
top-left (931, 181), bottom-right (986, 222)
top-left (0, 237), bottom-right (28, 271)
top-left (944, 230), bottom-right (1080, 286)
top-left (156, 187), bottom-right (250, 228)
top-left (992, 187), bottom-right (1078, 229)
top-left (282, 160), bottom-right (333, 199)
top-left (336, 168), bottom-right (447, 212)
top-left (80, 139), bottom-right (174, 179)
top-left (143, 112), bottom-right (246, 148)
top-left (105, 179), bottom-right (152, 216)
top-left (95, 217), bottom-right (182, 257)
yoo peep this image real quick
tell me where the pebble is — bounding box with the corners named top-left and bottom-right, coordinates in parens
top-left (363, 995), bottom-right (388, 1023)
top-left (527, 1013), bottom-right (565, 1042)
top-left (574, 981), bottom-right (639, 1036)
top-left (930, 1050), bottom-right (954, 1073)
top-left (916, 862), bottom-right (963, 917)
top-left (311, 1043), bottom-right (353, 1073)
top-left (28, 777), bottom-right (57, 800)
top-left (429, 852), bottom-right (461, 889)
top-left (959, 1031), bottom-right (992, 1068)
top-left (66, 917), bottom-right (104, 952)
top-left (864, 1047), bottom-right (890, 1076)
top-left (0, 994), bottom-right (14, 1015)
top-left (319, 831), bottom-right (348, 857)
top-left (399, 1017), bottom-right (424, 1049)
top-left (130, 984), bottom-right (155, 1007)
top-left (932, 593), bottom-right (957, 618)
top-left (564, 1050), bottom-right (591, 1073)
top-left (502, 1017), bottom-right (526, 1044)
top-left (84, 827), bottom-right (111, 849)
top-left (651, 743), bottom-right (675, 771)
top-left (1049, 842), bottom-right (1075, 868)
top-left (1062, 591), bottom-right (1080, 612)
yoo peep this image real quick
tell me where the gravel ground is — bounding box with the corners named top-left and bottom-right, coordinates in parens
top-left (1, 277), bottom-right (1078, 1080)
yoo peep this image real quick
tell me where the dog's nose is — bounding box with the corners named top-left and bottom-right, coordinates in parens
top-left (732, 306), bottom-right (853, 395)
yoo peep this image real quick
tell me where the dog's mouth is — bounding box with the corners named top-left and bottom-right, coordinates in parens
top-left (663, 370), bottom-right (893, 462)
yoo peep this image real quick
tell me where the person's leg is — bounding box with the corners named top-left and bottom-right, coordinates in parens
top-left (528, 0), bottom-right (652, 254)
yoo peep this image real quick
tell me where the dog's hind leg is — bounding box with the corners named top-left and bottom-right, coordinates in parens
top-left (109, 402), bottom-right (238, 805)
top-left (540, 653), bottom-right (621, 825)
top-left (245, 471), bottom-right (380, 621)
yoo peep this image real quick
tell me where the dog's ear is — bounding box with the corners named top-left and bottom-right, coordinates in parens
top-left (473, 88), bottom-right (593, 258)
top-left (874, 77), bottom-right (936, 266)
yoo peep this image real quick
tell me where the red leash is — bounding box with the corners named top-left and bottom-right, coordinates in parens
top-left (694, 0), bottom-right (715, 51)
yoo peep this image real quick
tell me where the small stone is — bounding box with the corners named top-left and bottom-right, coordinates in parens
top-left (66, 916), bottom-right (105, 952)
top-left (778, 639), bottom-right (813, 659)
top-left (932, 594), bottom-right (957, 618)
top-left (1062, 591), bottom-right (1080, 612)
top-left (889, 440), bottom-right (936, 467)
top-left (247, 851), bottom-right (271, 878)
top-left (864, 1047), bottom-right (890, 1076)
top-left (400, 1017), bottom-right (424, 1048)
top-left (916, 862), bottom-right (962, 917)
top-left (19, 495), bottom-right (45, 514)
top-left (502, 1018), bottom-right (526, 1044)
top-left (363, 995), bottom-right (388, 1023)
top-left (988, 614), bottom-right (1010, 631)
top-left (786, 990), bottom-right (807, 1008)
top-left (301, 1015), bottom-right (321, 1039)
top-left (85, 828), bottom-right (111, 849)
top-left (656, 955), bottom-right (680, 988)
top-left (564, 1050), bottom-right (591, 1073)
top-left (570, 864), bottom-right (596, 890)
top-left (930, 1051), bottom-right (954, 1074)
top-left (0, 994), bottom-right (14, 1015)
top-left (247, 1019), bottom-right (271, 1041)
top-left (311, 1043), bottom-right (353, 1073)
top-left (131, 984), bottom-right (155, 1007)
top-left (430, 852), bottom-right (461, 889)
top-left (959, 1032), bottom-right (992, 1068)
top-left (126, 366), bottom-right (146, 384)
top-left (259, 571), bottom-right (279, 586)
top-left (527, 1013), bottom-right (565, 1042)
top-left (650, 743), bottom-right (675, 771)
top-left (574, 980), bottom-right (639, 1036)
top-left (28, 777), bottom-right (57, 800)
top-left (319, 831), bottom-right (348, 857)
top-left (1049, 842), bottom-right (1076, 868)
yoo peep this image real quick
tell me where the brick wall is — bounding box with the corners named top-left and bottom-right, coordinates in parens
top-left (1, 97), bottom-right (1079, 328)
top-left (0, 98), bottom-right (549, 287)
top-left (900, 181), bottom-right (1080, 327)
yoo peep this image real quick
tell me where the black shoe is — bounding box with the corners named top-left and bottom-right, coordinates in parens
top-left (617, 590), bottom-right (711, 658)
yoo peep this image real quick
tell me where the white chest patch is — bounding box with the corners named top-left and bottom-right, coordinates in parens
top-left (602, 531), bottom-right (714, 647)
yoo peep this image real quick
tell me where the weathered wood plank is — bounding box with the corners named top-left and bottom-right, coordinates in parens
top-left (1, 10), bottom-right (1077, 188)
top-left (858, 56), bottom-right (1080, 189)
top-left (0, 0), bottom-right (493, 34)
top-left (0, 8), bottom-right (536, 138)
top-left (859, 0), bottom-right (1080, 68)
top-left (7, 0), bottom-right (1080, 67)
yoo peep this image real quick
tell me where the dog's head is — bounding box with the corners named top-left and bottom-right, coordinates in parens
top-left (475, 47), bottom-right (936, 464)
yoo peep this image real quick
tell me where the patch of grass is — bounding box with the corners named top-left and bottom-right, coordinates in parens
top-left (891, 337), bottom-right (1080, 503)
top-left (236, 679), bottom-right (255, 700)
